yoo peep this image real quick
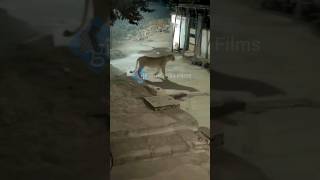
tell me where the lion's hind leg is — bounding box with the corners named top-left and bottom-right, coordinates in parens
top-left (154, 68), bottom-right (160, 78)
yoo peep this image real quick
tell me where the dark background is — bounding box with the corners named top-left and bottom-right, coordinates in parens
top-left (212, 0), bottom-right (320, 180)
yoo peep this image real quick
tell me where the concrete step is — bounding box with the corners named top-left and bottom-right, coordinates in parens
top-left (110, 100), bottom-right (199, 140)
top-left (111, 151), bottom-right (210, 180)
top-left (111, 129), bottom-right (209, 166)
top-left (111, 120), bottom-right (198, 140)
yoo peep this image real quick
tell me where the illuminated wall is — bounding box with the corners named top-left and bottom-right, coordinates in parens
top-left (171, 13), bottom-right (210, 60)
top-left (171, 14), bottom-right (186, 50)
top-left (201, 29), bottom-right (210, 58)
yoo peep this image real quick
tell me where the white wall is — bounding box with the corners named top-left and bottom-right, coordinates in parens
top-left (200, 29), bottom-right (210, 59)
top-left (171, 14), bottom-right (186, 50)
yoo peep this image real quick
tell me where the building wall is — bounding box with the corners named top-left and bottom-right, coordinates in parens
top-left (171, 14), bottom-right (187, 50)
top-left (171, 11), bottom-right (210, 60)
top-left (201, 29), bottom-right (210, 59)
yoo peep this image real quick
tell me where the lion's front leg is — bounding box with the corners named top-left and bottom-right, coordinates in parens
top-left (161, 67), bottom-right (168, 79)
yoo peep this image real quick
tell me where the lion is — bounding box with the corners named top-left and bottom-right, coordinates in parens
top-left (130, 54), bottom-right (175, 79)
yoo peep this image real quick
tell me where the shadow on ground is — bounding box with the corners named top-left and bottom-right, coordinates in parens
top-left (145, 78), bottom-right (198, 92)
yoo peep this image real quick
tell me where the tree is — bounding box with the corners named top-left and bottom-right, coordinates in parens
top-left (110, 0), bottom-right (154, 25)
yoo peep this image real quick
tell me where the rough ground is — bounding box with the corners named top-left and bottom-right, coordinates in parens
top-left (110, 74), bottom-right (198, 136)
top-left (110, 69), bottom-right (210, 180)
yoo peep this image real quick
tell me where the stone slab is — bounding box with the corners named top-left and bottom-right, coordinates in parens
top-left (144, 95), bottom-right (180, 111)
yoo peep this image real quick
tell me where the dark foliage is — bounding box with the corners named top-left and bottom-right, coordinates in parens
top-left (111, 0), bottom-right (154, 25)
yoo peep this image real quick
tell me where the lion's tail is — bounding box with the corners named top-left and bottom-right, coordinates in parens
top-left (129, 59), bottom-right (140, 73)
